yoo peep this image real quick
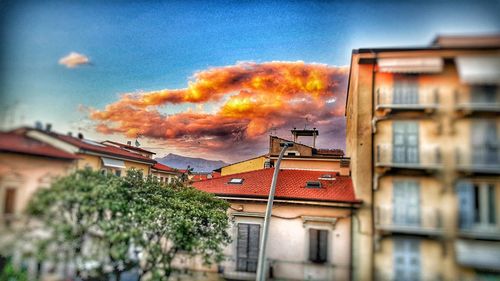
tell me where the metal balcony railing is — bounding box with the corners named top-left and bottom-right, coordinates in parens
top-left (375, 205), bottom-right (443, 236)
top-left (375, 270), bottom-right (442, 281)
top-left (375, 88), bottom-right (439, 111)
top-left (376, 144), bottom-right (442, 170)
top-left (455, 148), bottom-right (500, 174)
top-left (455, 89), bottom-right (500, 113)
top-left (218, 255), bottom-right (351, 281)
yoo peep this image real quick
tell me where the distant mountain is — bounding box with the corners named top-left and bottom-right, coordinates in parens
top-left (155, 153), bottom-right (228, 173)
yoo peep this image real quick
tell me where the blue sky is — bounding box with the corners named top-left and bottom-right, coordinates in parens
top-left (1, 0), bottom-right (499, 160)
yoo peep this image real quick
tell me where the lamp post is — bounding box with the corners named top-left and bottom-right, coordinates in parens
top-left (255, 141), bottom-right (293, 281)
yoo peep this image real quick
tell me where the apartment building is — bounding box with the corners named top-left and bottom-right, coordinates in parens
top-left (346, 35), bottom-right (500, 281)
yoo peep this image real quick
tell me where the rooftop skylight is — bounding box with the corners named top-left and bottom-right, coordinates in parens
top-left (306, 181), bottom-right (322, 188)
top-left (228, 178), bottom-right (244, 184)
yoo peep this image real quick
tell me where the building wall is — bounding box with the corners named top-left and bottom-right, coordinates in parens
top-left (345, 55), bottom-right (375, 281)
top-left (221, 201), bottom-right (353, 281)
top-left (151, 171), bottom-right (179, 184)
top-left (221, 156), bottom-right (267, 176)
top-left (0, 153), bottom-right (75, 226)
top-left (280, 158), bottom-right (349, 175)
top-left (75, 153), bottom-right (151, 175)
top-left (270, 137), bottom-right (313, 156)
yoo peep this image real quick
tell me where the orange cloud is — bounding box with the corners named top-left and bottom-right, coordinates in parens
top-left (89, 61), bottom-right (348, 160)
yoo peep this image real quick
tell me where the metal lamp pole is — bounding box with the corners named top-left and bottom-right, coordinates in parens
top-left (255, 142), bottom-right (293, 281)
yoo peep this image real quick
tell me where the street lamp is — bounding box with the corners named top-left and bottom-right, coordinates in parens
top-left (255, 141), bottom-right (293, 281)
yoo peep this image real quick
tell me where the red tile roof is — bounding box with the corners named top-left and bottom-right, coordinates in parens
top-left (0, 132), bottom-right (78, 160)
top-left (192, 168), bottom-right (360, 204)
top-left (47, 133), bottom-right (156, 163)
top-left (152, 162), bottom-right (181, 173)
top-left (102, 140), bottom-right (156, 155)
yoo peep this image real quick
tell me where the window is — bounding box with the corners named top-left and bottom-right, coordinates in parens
top-left (115, 170), bottom-right (121, 177)
top-left (236, 223), bottom-right (260, 272)
top-left (393, 238), bottom-right (420, 281)
top-left (229, 178), bottom-right (244, 184)
top-left (471, 120), bottom-right (498, 166)
top-left (306, 181), bottom-right (322, 188)
top-left (309, 228), bottom-right (328, 263)
top-left (393, 180), bottom-right (420, 226)
top-left (457, 181), bottom-right (497, 229)
top-left (393, 122), bottom-right (419, 164)
top-left (393, 74), bottom-right (419, 105)
top-left (3, 188), bottom-right (16, 215)
top-left (471, 85), bottom-right (498, 103)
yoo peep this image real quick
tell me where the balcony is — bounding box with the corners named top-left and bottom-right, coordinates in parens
top-left (455, 148), bottom-right (500, 174)
top-left (375, 270), bottom-right (442, 281)
top-left (455, 240), bottom-right (500, 272)
top-left (375, 144), bottom-right (442, 171)
top-left (375, 206), bottom-right (443, 237)
top-left (218, 256), bottom-right (350, 281)
top-left (375, 88), bottom-right (439, 112)
top-left (455, 87), bottom-right (500, 114)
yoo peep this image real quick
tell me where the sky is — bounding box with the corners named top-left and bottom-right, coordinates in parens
top-left (1, 0), bottom-right (499, 162)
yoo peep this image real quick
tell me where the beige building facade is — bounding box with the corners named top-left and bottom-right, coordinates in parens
top-left (346, 35), bottom-right (500, 281)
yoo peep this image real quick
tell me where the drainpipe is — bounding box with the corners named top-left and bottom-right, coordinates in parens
top-left (256, 141), bottom-right (293, 281)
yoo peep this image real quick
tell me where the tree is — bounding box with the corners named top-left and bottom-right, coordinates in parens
top-left (20, 168), bottom-right (230, 281)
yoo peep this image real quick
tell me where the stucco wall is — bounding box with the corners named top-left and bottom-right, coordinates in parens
top-left (0, 153), bottom-right (75, 223)
top-left (221, 156), bottom-right (267, 176)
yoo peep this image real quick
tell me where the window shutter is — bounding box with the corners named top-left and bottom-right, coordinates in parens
top-left (456, 181), bottom-right (475, 229)
top-left (236, 224), bottom-right (249, 271)
top-left (309, 228), bottom-right (318, 262)
top-left (318, 230), bottom-right (328, 263)
top-left (4, 188), bottom-right (16, 214)
top-left (247, 224), bottom-right (260, 272)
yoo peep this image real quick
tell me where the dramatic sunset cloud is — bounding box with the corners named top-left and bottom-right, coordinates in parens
top-left (89, 61), bottom-right (348, 161)
top-left (58, 52), bottom-right (90, 68)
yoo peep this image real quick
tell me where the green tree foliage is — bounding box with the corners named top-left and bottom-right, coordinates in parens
top-left (24, 168), bottom-right (230, 281)
top-left (0, 261), bottom-right (29, 281)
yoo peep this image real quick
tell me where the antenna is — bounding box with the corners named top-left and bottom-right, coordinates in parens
top-left (269, 123), bottom-right (277, 136)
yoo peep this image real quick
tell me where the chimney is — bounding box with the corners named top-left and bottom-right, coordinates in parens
top-left (45, 123), bottom-right (52, 132)
top-left (67, 132), bottom-right (73, 137)
top-left (35, 121), bottom-right (43, 130)
top-left (127, 141), bottom-right (132, 146)
top-left (77, 133), bottom-right (84, 139)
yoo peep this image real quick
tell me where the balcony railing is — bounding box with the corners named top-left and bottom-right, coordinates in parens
top-left (218, 256), bottom-right (351, 281)
top-left (376, 144), bottom-right (442, 170)
top-left (375, 88), bottom-right (439, 111)
top-left (455, 148), bottom-right (500, 174)
top-left (375, 206), bottom-right (443, 236)
top-left (375, 270), bottom-right (442, 281)
top-left (455, 89), bottom-right (500, 113)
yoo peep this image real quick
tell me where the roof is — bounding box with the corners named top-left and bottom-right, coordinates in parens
top-left (102, 140), bottom-right (156, 155)
top-left (152, 162), bottom-right (181, 173)
top-left (354, 35), bottom-right (500, 54)
top-left (0, 132), bottom-right (78, 160)
top-left (22, 128), bottom-right (157, 164)
top-left (217, 154), bottom-right (268, 170)
top-left (192, 168), bottom-right (360, 204)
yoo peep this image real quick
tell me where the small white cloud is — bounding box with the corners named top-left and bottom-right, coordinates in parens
top-left (326, 98), bottom-right (337, 104)
top-left (58, 52), bottom-right (90, 68)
